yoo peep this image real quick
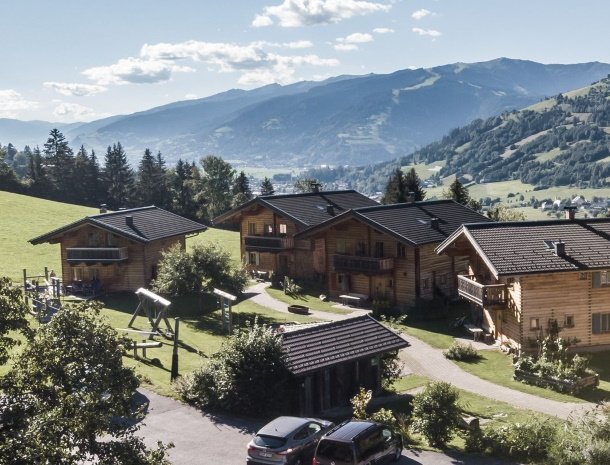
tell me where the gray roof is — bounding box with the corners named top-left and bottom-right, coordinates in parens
top-left (30, 206), bottom-right (206, 245)
top-left (296, 199), bottom-right (490, 246)
top-left (437, 218), bottom-right (610, 277)
top-left (213, 190), bottom-right (378, 228)
top-left (281, 315), bottom-right (408, 376)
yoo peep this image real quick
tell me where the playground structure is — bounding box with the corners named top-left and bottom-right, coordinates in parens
top-left (128, 288), bottom-right (174, 339)
top-left (213, 288), bottom-right (236, 334)
top-left (22, 268), bottom-right (63, 324)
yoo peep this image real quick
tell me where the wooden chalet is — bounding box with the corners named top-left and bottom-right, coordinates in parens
top-left (281, 315), bottom-right (408, 415)
top-left (213, 190), bottom-right (377, 278)
top-left (294, 200), bottom-right (489, 309)
top-left (436, 211), bottom-right (610, 351)
top-left (29, 206), bottom-right (206, 293)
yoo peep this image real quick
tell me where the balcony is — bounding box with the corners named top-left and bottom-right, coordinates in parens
top-left (457, 275), bottom-right (506, 307)
top-left (244, 235), bottom-right (294, 252)
top-left (66, 247), bottom-right (128, 263)
top-left (333, 254), bottom-right (394, 274)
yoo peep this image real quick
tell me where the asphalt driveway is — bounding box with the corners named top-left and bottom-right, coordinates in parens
top-left (137, 389), bottom-right (513, 465)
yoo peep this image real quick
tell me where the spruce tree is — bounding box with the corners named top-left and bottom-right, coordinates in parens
top-left (260, 177), bottom-right (275, 196)
top-left (73, 145), bottom-right (91, 204)
top-left (42, 129), bottom-right (74, 200)
top-left (171, 159), bottom-right (197, 219)
top-left (27, 146), bottom-right (52, 197)
top-left (445, 178), bottom-right (470, 205)
top-left (85, 149), bottom-right (103, 207)
top-left (405, 167), bottom-right (426, 201)
top-left (382, 168), bottom-right (407, 204)
top-left (136, 148), bottom-right (157, 206)
top-left (103, 142), bottom-right (135, 210)
top-left (232, 171), bottom-right (252, 207)
top-left (153, 151), bottom-right (170, 209)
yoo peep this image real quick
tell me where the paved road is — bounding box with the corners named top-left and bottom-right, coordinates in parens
top-left (137, 388), bottom-right (512, 465)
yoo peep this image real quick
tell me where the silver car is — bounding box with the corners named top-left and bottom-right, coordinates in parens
top-left (247, 416), bottom-right (334, 465)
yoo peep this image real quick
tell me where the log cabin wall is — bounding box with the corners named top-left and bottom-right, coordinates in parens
top-left (58, 225), bottom-right (184, 292)
top-left (499, 277), bottom-right (523, 349)
top-left (417, 242), bottom-right (465, 301)
top-left (521, 272), bottom-right (610, 349)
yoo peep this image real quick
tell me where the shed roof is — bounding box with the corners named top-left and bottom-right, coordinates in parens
top-left (281, 315), bottom-right (408, 376)
top-left (437, 218), bottom-right (610, 277)
top-left (30, 206), bottom-right (206, 245)
top-left (295, 199), bottom-right (489, 246)
top-left (213, 190), bottom-right (378, 228)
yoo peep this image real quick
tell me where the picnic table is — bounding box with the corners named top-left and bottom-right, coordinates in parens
top-left (464, 323), bottom-right (484, 341)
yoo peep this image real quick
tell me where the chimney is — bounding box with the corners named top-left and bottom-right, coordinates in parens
top-left (430, 217), bottom-right (440, 230)
top-left (326, 204), bottom-right (335, 216)
top-left (125, 215), bottom-right (134, 227)
top-left (99, 204), bottom-right (107, 214)
top-left (311, 182), bottom-right (321, 193)
top-left (406, 191), bottom-right (416, 203)
top-left (564, 205), bottom-right (577, 220)
top-left (553, 240), bottom-right (566, 257)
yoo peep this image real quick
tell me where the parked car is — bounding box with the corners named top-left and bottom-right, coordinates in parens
top-left (313, 420), bottom-right (402, 465)
top-left (247, 416), bottom-right (334, 465)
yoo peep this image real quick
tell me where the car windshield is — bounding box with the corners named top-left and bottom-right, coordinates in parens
top-left (316, 440), bottom-right (353, 463)
top-left (253, 435), bottom-right (287, 449)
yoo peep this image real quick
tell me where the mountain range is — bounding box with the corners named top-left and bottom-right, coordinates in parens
top-left (2, 58), bottom-right (610, 167)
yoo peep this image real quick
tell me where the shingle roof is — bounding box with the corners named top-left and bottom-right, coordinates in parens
top-left (213, 190), bottom-right (378, 228)
top-left (437, 218), bottom-right (610, 277)
top-left (281, 315), bottom-right (408, 376)
top-left (295, 199), bottom-right (490, 245)
top-left (30, 206), bottom-right (206, 245)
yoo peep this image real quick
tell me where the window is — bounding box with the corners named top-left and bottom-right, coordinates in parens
top-left (279, 223), bottom-right (287, 235)
top-left (578, 272), bottom-right (589, 280)
top-left (374, 241), bottom-right (384, 258)
top-left (530, 317), bottom-right (540, 330)
top-left (592, 271), bottom-right (610, 288)
top-left (247, 222), bottom-right (256, 235)
top-left (264, 224), bottom-right (274, 235)
top-left (106, 232), bottom-right (114, 246)
top-left (564, 314), bottom-right (575, 328)
top-left (336, 239), bottom-right (346, 254)
top-left (355, 242), bottom-right (367, 256)
top-left (248, 252), bottom-right (259, 265)
top-left (397, 243), bottom-right (406, 258)
top-left (73, 267), bottom-right (84, 281)
top-left (88, 268), bottom-right (99, 280)
top-left (87, 231), bottom-right (101, 247)
top-left (592, 313), bottom-right (610, 334)
top-left (422, 278), bottom-right (429, 290)
top-left (387, 279), bottom-right (393, 288)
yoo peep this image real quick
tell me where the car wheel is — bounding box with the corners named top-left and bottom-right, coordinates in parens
top-left (393, 446), bottom-right (402, 462)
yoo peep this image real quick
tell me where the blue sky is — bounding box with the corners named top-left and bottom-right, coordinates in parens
top-left (1, 0), bottom-right (609, 122)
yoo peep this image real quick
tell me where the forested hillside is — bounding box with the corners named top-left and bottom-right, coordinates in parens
top-left (323, 77), bottom-right (610, 193)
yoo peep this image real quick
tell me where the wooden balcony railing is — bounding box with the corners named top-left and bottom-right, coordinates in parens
top-left (244, 235), bottom-right (294, 251)
top-left (457, 275), bottom-right (506, 307)
top-left (66, 247), bottom-right (128, 263)
top-left (333, 254), bottom-right (394, 274)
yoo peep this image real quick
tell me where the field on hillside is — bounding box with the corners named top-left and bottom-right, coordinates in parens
top-left (0, 191), bottom-right (240, 282)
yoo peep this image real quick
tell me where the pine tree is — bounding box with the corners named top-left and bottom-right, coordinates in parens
top-left (445, 178), bottom-right (470, 205)
top-left (103, 142), bottom-right (135, 210)
top-left (136, 148), bottom-right (157, 206)
top-left (73, 145), bottom-right (91, 204)
top-left (153, 151), bottom-right (170, 209)
top-left (405, 167), bottom-right (426, 201)
top-left (42, 129), bottom-right (74, 200)
top-left (27, 146), bottom-right (52, 197)
top-left (232, 171), bottom-right (252, 207)
top-left (382, 168), bottom-right (407, 204)
top-left (85, 149), bottom-right (103, 206)
top-left (260, 177), bottom-right (275, 196)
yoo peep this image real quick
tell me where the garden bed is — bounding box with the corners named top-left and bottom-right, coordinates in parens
top-left (287, 304), bottom-right (310, 315)
top-left (514, 369), bottom-right (599, 394)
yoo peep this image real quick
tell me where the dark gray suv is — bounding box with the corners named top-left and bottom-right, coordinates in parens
top-left (313, 420), bottom-right (402, 465)
top-left (247, 416), bottom-right (334, 465)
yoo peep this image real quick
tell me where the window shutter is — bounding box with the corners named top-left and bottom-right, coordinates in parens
top-left (592, 272), bottom-right (601, 288)
top-left (592, 313), bottom-right (601, 334)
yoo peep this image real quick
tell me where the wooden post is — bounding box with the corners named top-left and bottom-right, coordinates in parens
top-left (142, 339), bottom-right (147, 358)
top-left (44, 267), bottom-right (49, 281)
top-left (23, 269), bottom-right (28, 305)
top-left (170, 317), bottom-right (180, 381)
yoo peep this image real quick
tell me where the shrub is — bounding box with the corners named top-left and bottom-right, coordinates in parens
top-left (443, 342), bottom-right (481, 362)
top-left (350, 388), bottom-right (400, 430)
top-left (412, 382), bottom-right (461, 447)
top-left (175, 319), bottom-right (292, 416)
top-left (466, 421), bottom-right (555, 463)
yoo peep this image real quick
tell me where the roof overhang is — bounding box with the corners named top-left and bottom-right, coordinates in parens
top-left (30, 218), bottom-right (149, 245)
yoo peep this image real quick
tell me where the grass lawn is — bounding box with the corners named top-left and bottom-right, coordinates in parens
top-left (455, 349), bottom-right (610, 404)
top-left (187, 227), bottom-right (240, 265)
top-left (265, 286), bottom-right (350, 315)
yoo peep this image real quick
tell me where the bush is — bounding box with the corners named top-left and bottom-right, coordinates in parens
top-left (412, 382), bottom-right (461, 447)
top-left (175, 319), bottom-right (293, 416)
top-left (466, 421), bottom-right (555, 463)
top-left (350, 388), bottom-right (401, 430)
top-left (443, 342), bottom-right (481, 361)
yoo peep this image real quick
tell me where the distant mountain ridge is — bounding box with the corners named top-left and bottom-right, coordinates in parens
top-left (2, 58), bottom-right (610, 166)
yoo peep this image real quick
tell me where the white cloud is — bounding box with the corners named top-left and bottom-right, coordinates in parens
top-left (253, 0), bottom-right (391, 28)
top-left (373, 27), bottom-right (394, 34)
top-left (52, 102), bottom-right (108, 122)
top-left (338, 32), bottom-right (374, 44)
top-left (43, 81), bottom-right (107, 97)
top-left (412, 27), bottom-right (441, 38)
top-left (184, 93), bottom-right (198, 100)
top-left (82, 57), bottom-right (194, 85)
top-left (334, 43), bottom-right (359, 51)
top-left (411, 8), bottom-right (432, 20)
top-left (283, 40), bottom-right (314, 49)
top-left (0, 89), bottom-right (38, 118)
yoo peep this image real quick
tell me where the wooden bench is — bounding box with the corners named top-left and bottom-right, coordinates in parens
top-left (132, 341), bottom-right (162, 359)
top-left (464, 323), bottom-right (484, 341)
top-left (339, 294), bottom-right (362, 307)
